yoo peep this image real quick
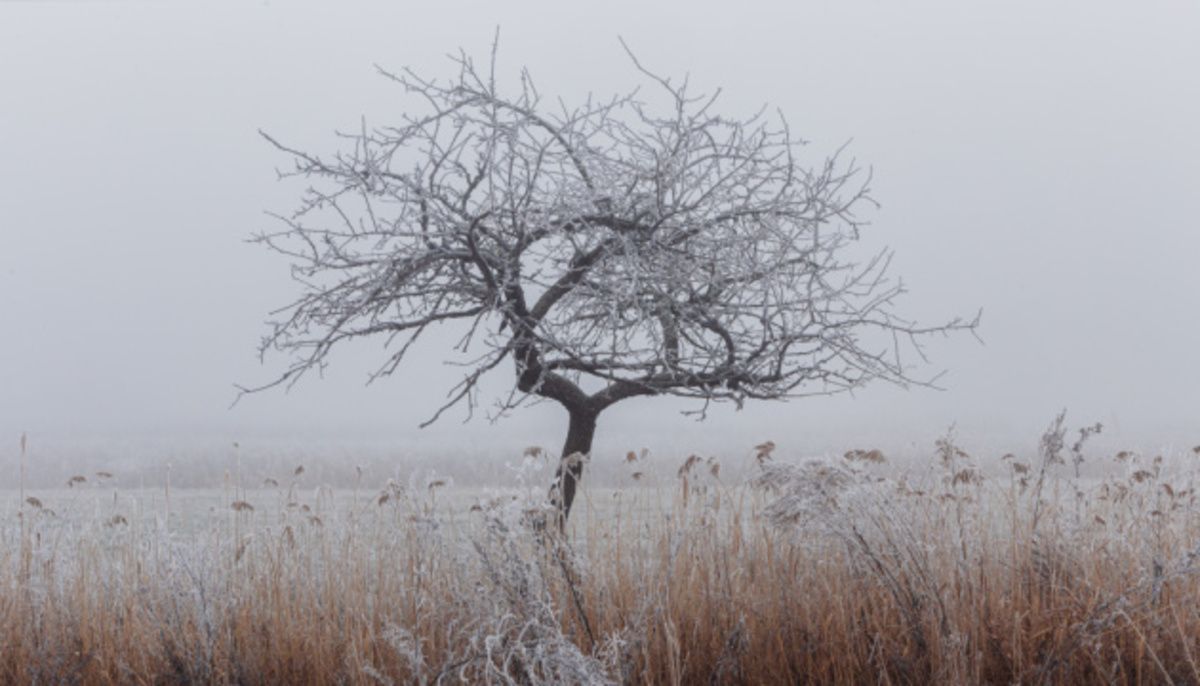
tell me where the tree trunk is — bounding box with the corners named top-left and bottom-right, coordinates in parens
top-left (552, 407), bottom-right (597, 528)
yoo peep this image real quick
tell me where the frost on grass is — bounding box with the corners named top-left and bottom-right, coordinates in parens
top-left (752, 458), bottom-right (875, 530)
top-left (367, 489), bottom-right (614, 686)
top-left (8, 423), bottom-right (1200, 684)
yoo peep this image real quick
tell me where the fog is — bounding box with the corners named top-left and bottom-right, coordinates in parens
top-left (2, 0), bottom-right (1198, 474)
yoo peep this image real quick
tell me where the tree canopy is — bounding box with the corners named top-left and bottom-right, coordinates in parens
top-left (244, 39), bottom-right (977, 520)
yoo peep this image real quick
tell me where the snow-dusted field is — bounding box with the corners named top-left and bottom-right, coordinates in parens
top-left (5, 434), bottom-right (1200, 684)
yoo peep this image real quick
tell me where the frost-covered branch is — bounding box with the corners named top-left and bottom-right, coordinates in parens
top-left (244, 41), bottom-right (975, 425)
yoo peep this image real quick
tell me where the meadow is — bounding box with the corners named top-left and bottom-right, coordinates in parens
top-left (4, 417), bottom-right (1200, 685)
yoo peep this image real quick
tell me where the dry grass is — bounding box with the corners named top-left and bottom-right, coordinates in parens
top-left (5, 419), bottom-right (1200, 685)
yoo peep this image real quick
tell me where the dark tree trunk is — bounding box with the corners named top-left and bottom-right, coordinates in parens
top-left (552, 407), bottom-right (597, 527)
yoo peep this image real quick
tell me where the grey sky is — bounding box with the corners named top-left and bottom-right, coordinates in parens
top-left (2, 0), bottom-right (1197, 461)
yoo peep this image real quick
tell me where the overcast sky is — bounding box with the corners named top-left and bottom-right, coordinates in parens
top-left (1, 0), bottom-right (1197, 463)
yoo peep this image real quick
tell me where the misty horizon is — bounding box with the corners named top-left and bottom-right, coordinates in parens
top-left (3, 0), bottom-right (1198, 472)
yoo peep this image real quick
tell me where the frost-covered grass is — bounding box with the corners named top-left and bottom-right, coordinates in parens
top-left (4, 420), bottom-right (1200, 684)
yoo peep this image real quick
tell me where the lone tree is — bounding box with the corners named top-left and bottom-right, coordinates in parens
top-left (244, 41), bottom-right (976, 523)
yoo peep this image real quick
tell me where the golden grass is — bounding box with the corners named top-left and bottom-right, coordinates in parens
top-left (5, 425), bottom-right (1200, 684)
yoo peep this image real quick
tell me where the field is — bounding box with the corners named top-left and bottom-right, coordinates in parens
top-left (5, 420), bottom-right (1200, 685)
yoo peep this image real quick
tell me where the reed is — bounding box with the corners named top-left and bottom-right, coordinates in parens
top-left (4, 425), bottom-right (1200, 684)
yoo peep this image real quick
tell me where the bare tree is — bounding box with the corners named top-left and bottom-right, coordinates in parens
top-left (243, 39), bottom-right (977, 524)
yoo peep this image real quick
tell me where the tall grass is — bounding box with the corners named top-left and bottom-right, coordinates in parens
top-left (4, 419), bottom-right (1200, 684)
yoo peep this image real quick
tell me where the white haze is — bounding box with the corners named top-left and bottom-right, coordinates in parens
top-left (1, 0), bottom-right (1198, 479)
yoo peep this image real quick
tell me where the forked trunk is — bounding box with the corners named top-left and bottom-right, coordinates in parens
top-left (552, 408), bottom-right (597, 528)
